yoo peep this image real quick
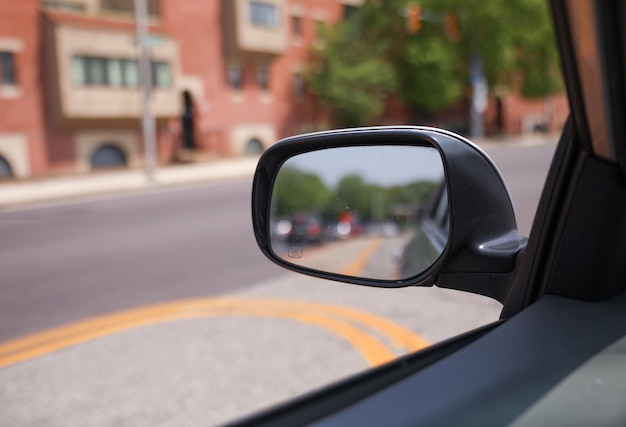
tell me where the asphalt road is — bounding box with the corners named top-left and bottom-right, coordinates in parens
top-left (0, 138), bottom-right (557, 426)
top-left (0, 179), bottom-right (284, 341)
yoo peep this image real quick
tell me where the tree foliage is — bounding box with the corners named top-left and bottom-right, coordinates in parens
top-left (272, 168), bottom-right (439, 223)
top-left (309, 23), bottom-right (397, 127)
top-left (272, 168), bottom-right (331, 217)
top-left (308, 0), bottom-right (563, 126)
top-left (325, 174), bottom-right (376, 220)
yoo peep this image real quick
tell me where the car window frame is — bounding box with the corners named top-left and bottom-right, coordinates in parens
top-left (236, 0), bottom-right (626, 424)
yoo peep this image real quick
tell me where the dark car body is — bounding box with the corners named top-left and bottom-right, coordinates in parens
top-left (287, 213), bottom-right (324, 245)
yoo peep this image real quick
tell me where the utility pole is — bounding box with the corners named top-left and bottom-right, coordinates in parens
top-left (469, 55), bottom-right (487, 138)
top-left (135, 0), bottom-right (157, 182)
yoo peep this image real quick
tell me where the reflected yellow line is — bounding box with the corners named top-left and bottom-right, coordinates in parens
top-left (340, 238), bottom-right (384, 277)
top-left (0, 299), bottom-right (429, 369)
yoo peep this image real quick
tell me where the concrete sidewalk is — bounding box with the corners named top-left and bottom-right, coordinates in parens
top-left (0, 132), bottom-right (558, 208)
top-left (0, 157), bottom-right (259, 207)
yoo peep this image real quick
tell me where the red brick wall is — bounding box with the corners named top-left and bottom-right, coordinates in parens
top-left (270, 0), bottom-right (345, 138)
top-left (45, 128), bottom-right (79, 175)
top-left (0, 1), bottom-right (572, 177)
top-left (0, 0), bottom-right (48, 175)
top-left (485, 93), bottom-right (569, 135)
top-left (160, 0), bottom-right (346, 155)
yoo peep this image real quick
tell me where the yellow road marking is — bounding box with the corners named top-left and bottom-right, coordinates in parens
top-left (0, 299), bottom-right (429, 369)
top-left (340, 238), bottom-right (384, 277)
top-left (206, 308), bottom-right (396, 366)
top-left (276, 301), bottom-right (429, 353)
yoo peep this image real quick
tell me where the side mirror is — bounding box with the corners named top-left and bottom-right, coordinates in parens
top-left (252, 127), bottom-right (527, 302)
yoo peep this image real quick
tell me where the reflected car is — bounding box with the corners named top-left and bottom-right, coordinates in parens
top-left (326, 221), bottom-right (352, 240)
top-left (269, 218), bottom-right (293, 241)
top-left (287, 213), bottom-right (324, 245)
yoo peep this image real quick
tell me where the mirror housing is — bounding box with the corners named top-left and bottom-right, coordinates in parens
top-left (252, 127), bottom-right (527, 302)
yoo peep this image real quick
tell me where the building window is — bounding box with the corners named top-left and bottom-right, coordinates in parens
top-left (291, 15), bottom-right (302, 37)
top-left (0, 155), bottom-right (13, 178)
top-left (250, 1), bottom-right (279, 28)
top-left (343, 5), bottom-right (358, 21)
top-left (257, 64), bottom-right (269, 91)
top-left (152, 61), bottom-right (172, 88)
top-left (1, 52), bottom-right (17, 85)
top-left (342, 5), bottom-right (361, 38)
top-left (72, 55), bottom-right (170, 88)
top-left (71, 56), bottom-right (85, 85)
top-left (228, 64), bottom-right (243, 90)
top-left (245, 138), bottom-right (264, 155)
top-left (121, 59), bottom-right (139, 88)
top-left (100, 0), bottom-right (160, 17)
top-left (90, 143), bottom-right (127, 169)
top-left (41, 1), bottom-right (86, 12)
top-left (106, 59), bottom-right (123, 87)
top-left (87, 57), bottom-right (107, 85)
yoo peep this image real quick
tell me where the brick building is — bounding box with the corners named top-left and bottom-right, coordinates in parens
top-left (0, 0), bottom-right (566, 179)
top-left (0, 0), bottom-right (47, 178)
top-left (0, 0), bottom-right (362, 178)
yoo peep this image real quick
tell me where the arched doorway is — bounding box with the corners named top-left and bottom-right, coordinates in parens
top-left (181, 91), bottom-right (196, 150)
top-left (0, 155), bottom-right (13, 178)
top-left (91, 144), bottom-right (127, 169)
top-left (245, 138), bottom-right (264, 155)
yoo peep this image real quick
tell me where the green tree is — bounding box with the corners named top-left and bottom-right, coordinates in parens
top-left (387, 181), bottom-right (439, 206)
top-left (272, 168), bottom-right (331, 217)
top-left (326, 174), bottom-right (378, 221)
top-left (308, 0), bottom-right (562, 125)
top-left (308, 21), bottom-right (397, 127)
top-left (435, 0), bottom-right (563, 98)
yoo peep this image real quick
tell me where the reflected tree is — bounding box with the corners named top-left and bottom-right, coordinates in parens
top-left (272, 168), bottom-right (331, 217)
top-left (325, 175), bottom-right (438, 222)
top-left (327, 174), bottom-right (372, 220)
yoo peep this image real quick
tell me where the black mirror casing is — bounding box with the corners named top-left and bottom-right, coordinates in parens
top-left (252, 126), bottom-right (527, 302)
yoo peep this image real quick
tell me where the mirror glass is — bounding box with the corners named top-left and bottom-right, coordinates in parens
top-left (269, 145), bottom-right (448, 281)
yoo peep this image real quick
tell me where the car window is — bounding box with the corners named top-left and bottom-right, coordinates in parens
top-left (0, 1), bottom-right (567, 425)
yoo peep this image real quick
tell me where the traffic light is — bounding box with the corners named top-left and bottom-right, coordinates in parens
top-left (445, 12), bottom-right (460, 41)
top-left (406, 4), bottom-right (422, 34)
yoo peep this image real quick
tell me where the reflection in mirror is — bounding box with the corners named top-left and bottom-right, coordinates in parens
top-left (269, 145), bottom-right (447, 281)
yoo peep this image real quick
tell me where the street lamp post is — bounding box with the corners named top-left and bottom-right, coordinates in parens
top-left (134, 0), bottom-right (157, 182)
top-left (469, 55), bottom-right (487, 138)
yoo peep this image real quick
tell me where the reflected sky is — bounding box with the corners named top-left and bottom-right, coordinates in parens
top-left (283, 146), bottom-right (444, 187)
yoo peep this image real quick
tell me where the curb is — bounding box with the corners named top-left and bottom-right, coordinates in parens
top-left (0, 157), bottom-right (259, 208)
top-left (0, 133), bottom-right (558, 209)
top-left (473, 132), bottom-right (560, 148)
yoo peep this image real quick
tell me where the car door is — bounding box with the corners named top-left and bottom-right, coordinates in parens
top-left (236, 0), bottom-right (626, 425)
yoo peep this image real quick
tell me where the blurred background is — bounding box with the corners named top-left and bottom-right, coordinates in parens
top-left (0, 0), bottom-right (567, 425)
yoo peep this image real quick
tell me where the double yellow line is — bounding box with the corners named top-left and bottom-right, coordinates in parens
top-left (0, 298), bottom-right (429, 369)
